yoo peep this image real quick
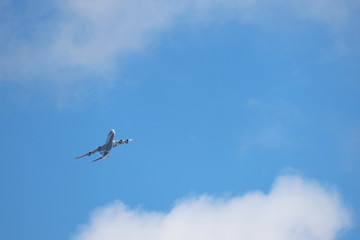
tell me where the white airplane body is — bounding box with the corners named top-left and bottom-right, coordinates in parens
top-left (75, 129), bottom-right (133, 162)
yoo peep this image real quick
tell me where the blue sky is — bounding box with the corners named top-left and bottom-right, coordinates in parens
top-left (0, 0), bottom-right (359, 239)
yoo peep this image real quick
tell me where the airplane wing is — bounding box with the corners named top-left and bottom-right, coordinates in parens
top-left (92, 155), bottom-right (111, 162)
top-left (113, 139), bottom-right (133, 147)
top-left (75, 147), bottom-right (101, 159)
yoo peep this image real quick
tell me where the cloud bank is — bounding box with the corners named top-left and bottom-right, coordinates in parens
top-left (72, 175), bottom-right (351, 240)
top-left (0, 0), bottom-right (357, 83)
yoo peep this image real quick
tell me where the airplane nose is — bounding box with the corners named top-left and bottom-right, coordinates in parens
top-left (111, 129), bottom-right (115, 133)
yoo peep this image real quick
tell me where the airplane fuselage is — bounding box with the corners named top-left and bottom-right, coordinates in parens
top-left (100, 129), bottom-right (115, 156)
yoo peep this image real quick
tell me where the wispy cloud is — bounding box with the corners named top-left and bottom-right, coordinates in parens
top-left (0, 0), bottom-right (357, 84)
top-left (239, 126), bottom-right (294, 153)
top-left (340, 125), bottom-right (360, 172)
top-left (72, 175), bottom-right (350, 240)
top-left (238, 98), bottom-right (302, 153)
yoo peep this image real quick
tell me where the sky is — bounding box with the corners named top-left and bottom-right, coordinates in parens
top-left (0, 0), bottom-right (360, 239)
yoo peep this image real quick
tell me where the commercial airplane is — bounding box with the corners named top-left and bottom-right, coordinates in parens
top-left (75, 129), bottom-right (133, 162)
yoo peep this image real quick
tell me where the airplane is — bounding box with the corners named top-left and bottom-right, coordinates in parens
top-left (75, 129), bottom-right (133, 162)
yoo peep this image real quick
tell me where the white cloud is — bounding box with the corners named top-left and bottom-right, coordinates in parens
top-left (0, 0), bottom-right (357, 83)
top-left (71, 175), bottom-right (351, 240)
